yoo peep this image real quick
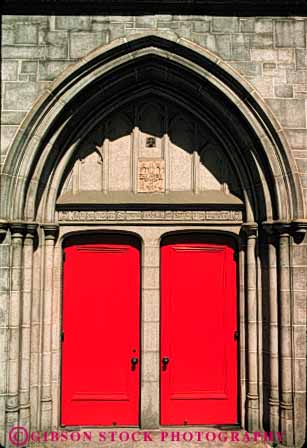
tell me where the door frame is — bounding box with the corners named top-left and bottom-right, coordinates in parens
top-left (159, 231), bottom-right (240, 427)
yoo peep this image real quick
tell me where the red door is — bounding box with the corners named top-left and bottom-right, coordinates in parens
top-left (61, 235), bottom-right (140, 426)
top-left (161, 235), bottom-right (238, 425)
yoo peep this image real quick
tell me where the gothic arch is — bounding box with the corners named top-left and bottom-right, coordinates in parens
top-left (0, 32), bottom-right (305, 224)
top-left (1, 33), bottom-right (307, 448)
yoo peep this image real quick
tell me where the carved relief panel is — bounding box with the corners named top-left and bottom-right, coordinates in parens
top-left (58, 97), bottom-right (242, 201)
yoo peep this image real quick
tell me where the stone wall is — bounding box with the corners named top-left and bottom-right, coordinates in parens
top-left (1, 13), bottom-right (307, 448)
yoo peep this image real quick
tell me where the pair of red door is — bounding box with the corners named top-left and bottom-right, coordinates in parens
top-left (61, 234), bottom-right (238, 426)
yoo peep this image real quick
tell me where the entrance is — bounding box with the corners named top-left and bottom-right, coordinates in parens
top-left (160, 234), bottom-right (238, 425)
top-left (61, 234), bottom-right (140, 426)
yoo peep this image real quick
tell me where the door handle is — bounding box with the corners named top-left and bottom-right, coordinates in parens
top-left (131, 357), bottom-right (138, 370)
top-left (162, 357), bottom-right (169, 371)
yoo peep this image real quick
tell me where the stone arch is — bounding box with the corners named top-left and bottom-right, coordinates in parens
top-left (0, 33), bottom-right (305, 224)
top-left (1, 33), bottom-right (307, 448)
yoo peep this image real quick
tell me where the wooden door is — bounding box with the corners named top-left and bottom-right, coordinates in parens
top-left (160, 235), bottom-right (238, 425)
top-left (61, 235), bottom-right (140, 426)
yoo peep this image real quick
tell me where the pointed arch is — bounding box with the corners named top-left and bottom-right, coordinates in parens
top-left (0, 33), bottom-right (304, 223)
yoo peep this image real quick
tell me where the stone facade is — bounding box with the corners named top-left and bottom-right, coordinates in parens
top-left (1, 10), bottom-right (307, 448)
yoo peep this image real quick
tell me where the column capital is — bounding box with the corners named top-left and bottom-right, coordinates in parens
top-left (241, 222), bottom-right (258, 237)
top-left (0, 220), bottom-right (9, 237)
top-left (272, 221), bottom-right (292, 236)
top-left (10, 222), bottom-right (27, 238)
top-left (42, 224), bottom-right (59, 241)
top-left (291, 219), bottom-right (307, 238)
top-left (24, 223), bottom-right (38, 243)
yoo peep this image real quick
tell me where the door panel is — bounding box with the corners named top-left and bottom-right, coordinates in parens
top-left (161, 235), bottom-right (238, 425)
top-left (61, 235), bottom-right (140, 426)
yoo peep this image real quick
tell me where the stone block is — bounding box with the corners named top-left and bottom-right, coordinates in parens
top-left (44, 31), bottom-right (68, 59)
top-left (249, 77), bottom-right (274, 98)
top-left (177, 22), bottom-right (192, 39)
top-left (293, 325), bottom-right (306, 358)
top-left (2, 26), bottom-right (15, 45)
top-left (231, 34), bottom-right (251, 61)
top-left (3, 82), bottom-right (46, 111)
top-left (142, 267), bottom-right (159, 289)
top-left (70, 31), bottom-right (108, 59)
top-left (278, 48), bottom-right (295, 64)
top-left (108, 16), bottom-right (134, 23)
top-left (2, 45), bottom-right (45, 59)
top-left (275, 84), bottom-right (293, 98)
top-left (296, 49), bottom-right (307, 69)
top-left (21, 61), bottom-right (37, 74)
top-left (263, 63), bottom-right (277, 76)
top-left (255, 18), bottom-right (273, 34)
top-left (230, 61), bottom-right (262, 77)
top-left (250, 33), bottom-right (273, 49)
top-left (143, 322), bottom-right (158, 351)
top-left (140, 381), bottom-right (159, 428)
top-left (296, 158), bottom-right (307, 174)
top-left (212, 17), bottom-right (239, 33)
top-left (135, 16), bottom-right (156, 28)
top-left (205, 34), bottom-right (232, 60)
top-left (2, 15), bottom-right (48, 25)
top-left (144, 301), bottom-right (159, 323)
top-left (109, 23), bottom-right (126, 41)
top-left (143, 246), bottom-right (159, 268)
top-left (287, 70), bottom-right (305, 84)
top-left (300, 174), bottom-right (307, 188)
top-left (267, 99), bottom-right (306, 128)
top-left (1, 61), bottom-right (18, 81)
top-left (16, 23), bottom-right (38, 44)
top-left (240, 18), bottom-right (255, 33)
top-left (92, 20), bottom-right (110, 31)
top-left (250, 48), bottom-right (278, 62)
top-left (293, 291), bottom-right (307, 325)
top-left (292, 244), bottom-right (307, 266)
top-left (39, 61), bottom-right (72, 81)
top-left (275, 19), bottom-right (306, 48)
top-left (1, 126), bottom-right (18, 158)
top-left (294, 393), bottom-right (307, 448)
top-left (143, 352), bottom-right (159, 382)
top-left (55, 16), bottom-right (92, 31)
top-left (0, 245), bottom-right (10, 268)
top-left (193, 20), bottom-right (210, 33)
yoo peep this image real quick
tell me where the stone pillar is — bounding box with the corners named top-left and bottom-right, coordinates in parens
top-left (19, 224), bottom-right (37, 429)
top-left (40, 224), bottom-right (58, 430)
top-left (140, 230), bottom-right (160, 428)
top-left (0, 222), bottom-right (9, 445)
top-left (263, 223), bottom-right (279, 435)
top-left (6, 223), bottom-right (25, 433)
top-left (242, 222), bottom-right (259, 432)
top-left (238, 232), bottom-right (246, 426)
top-left (276, 223), bottom-right (294, 446)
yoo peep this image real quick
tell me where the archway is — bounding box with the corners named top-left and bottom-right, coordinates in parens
top-left (0, 34), bottom-right (306, 447)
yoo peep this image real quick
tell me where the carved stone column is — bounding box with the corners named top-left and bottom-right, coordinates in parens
top-left (242, 222), bottom-right (259, 432)
top-left (262, 223), bottom-right (279, 435)
top-left (276, 223), bottom-right (294, 446)
top-left (0, 222), bottom-right (9, 445)
top-left (19, 224), bottom-right (37, 429)
top-left (6, 223), bottom-right (25, 431)
top-left (40, 224), bottom-right (58, 430)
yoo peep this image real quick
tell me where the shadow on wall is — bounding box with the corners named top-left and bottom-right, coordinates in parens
top-left (58, 96), bottom-right (243, 199)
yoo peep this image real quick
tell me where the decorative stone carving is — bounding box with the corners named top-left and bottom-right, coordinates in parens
top-left (138, 160), bottom-right (165, 193)
top-left (58, 209), bottom-right (243, 222)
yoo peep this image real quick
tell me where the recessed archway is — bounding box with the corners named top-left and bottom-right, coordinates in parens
top-left (1, 34), bottom-right (306, 447)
